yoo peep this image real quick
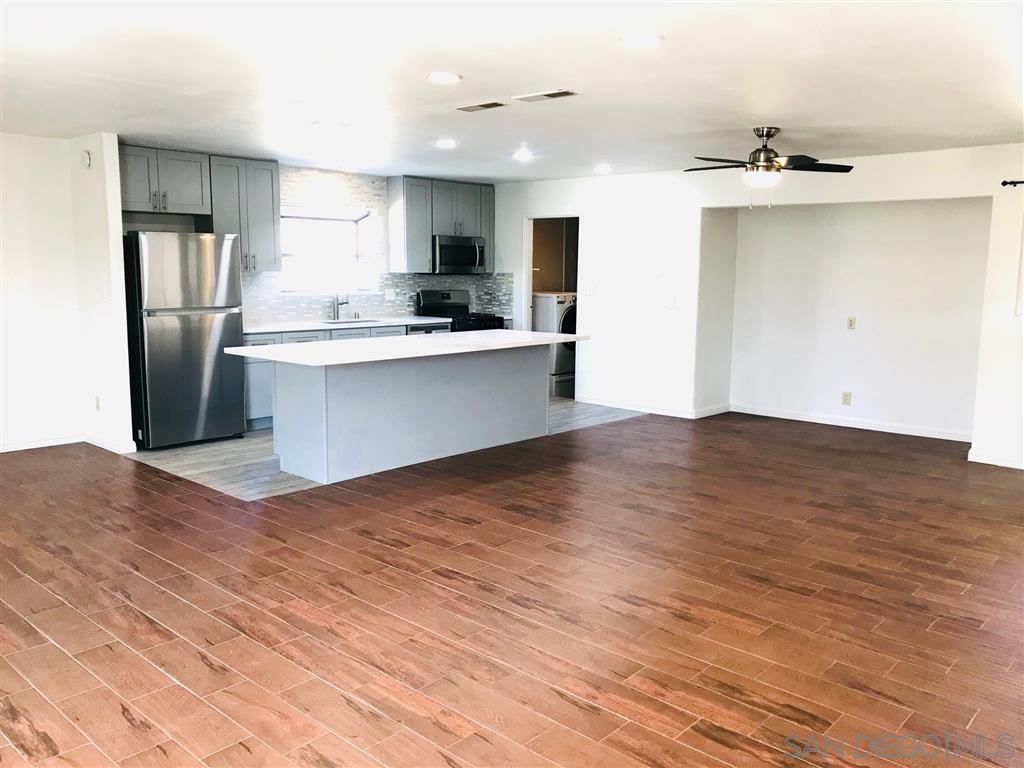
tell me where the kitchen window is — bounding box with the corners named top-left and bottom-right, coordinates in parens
top-left (279, 213), bottom-right (381, 292)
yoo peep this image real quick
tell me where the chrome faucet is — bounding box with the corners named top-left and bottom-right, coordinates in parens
top-left (333, 294), bottom-right (350, 320)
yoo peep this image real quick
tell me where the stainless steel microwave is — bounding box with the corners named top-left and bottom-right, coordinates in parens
top-left (432, 235), bottom-right (487, 274)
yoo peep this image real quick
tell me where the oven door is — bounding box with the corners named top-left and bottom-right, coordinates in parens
top-left (433, 236), bottom-right (486, 274)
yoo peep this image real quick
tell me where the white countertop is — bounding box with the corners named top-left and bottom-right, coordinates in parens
top-left (243, 316), bottom-right (452, 334)
top-left (226, 329), bottom-right (586, 367)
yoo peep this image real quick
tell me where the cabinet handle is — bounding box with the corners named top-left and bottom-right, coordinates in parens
top-left (151, 191), bottom-right (159, 211)
top-left (251, 252), bottom-right (257, 270)
top-left (242, 252), bottom-right (249, 270)
top-left (161, 191), bottom-right (167, 211)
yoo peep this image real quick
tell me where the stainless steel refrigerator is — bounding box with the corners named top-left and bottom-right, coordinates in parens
top-left (124, 232), bottom-right (245, 449)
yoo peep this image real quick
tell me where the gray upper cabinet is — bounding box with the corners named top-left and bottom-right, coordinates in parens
top-left (211, 157), bottom-right (280, 272)
top-left (431, 180), bottom-right (457, 236)
top-left (245, 160), bottom-right (282, 272)
top-left (156, 150), bottom-right (211, 214)
top-left (119, 146), bottom-right (159, 212)
top-left (210, 156), bottom-right (249, 259)
top-left (480, 185), bottom-right (495, 271)
top-left (386, 176), bottom-right (433, 273)
top-left (456, 183), bottom-right (481, 237)
top-left (120, 146), bottom-right (210, 214)
top-left (387, 176), bottom-right (495, 273)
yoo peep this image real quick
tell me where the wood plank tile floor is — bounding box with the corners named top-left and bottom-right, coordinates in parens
top-left (130, 398), bottom-right (644, 501)
top-left (1, 412), bottom-right (1021, 768)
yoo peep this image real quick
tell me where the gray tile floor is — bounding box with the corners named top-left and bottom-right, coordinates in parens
top-left (130, 397), bottom-right (643, 500)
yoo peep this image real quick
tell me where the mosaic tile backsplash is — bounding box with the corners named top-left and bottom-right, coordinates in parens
top-left (241, 270), bottom-right (513, 323)
top-left (241, 165), bottom-right (513, 324)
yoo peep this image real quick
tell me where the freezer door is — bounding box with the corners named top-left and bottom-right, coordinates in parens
top-left (137, 232), bottom-right (241, 309)
top-left (141, 308), bottom-right (245, 448)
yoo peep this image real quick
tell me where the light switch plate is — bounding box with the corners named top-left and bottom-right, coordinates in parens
top-left (846, 316), bottom-right (856, 330)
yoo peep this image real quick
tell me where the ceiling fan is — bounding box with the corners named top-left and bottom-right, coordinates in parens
top-left (684, 127), bottom-right (853, 188)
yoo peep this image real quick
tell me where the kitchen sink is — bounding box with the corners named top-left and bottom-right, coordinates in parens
top-left (325, 319), bottom-right (376, 324)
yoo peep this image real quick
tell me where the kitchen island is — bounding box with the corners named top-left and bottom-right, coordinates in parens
top-left (225, 330), bottom-right (586, 483)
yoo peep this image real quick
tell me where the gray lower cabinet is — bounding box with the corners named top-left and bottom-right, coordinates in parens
top-left (212, 157), bottom-right (281, 273)
top-left (370, 326), bottom-right (406, 337)
top-left (242, 333), bottom-right (280, 423)
top-left (330, 328), bottom-right (371, 340)
top-left (120, 146), bottom-right (211, 214)
top-left (280, 331), bottom-right (327, 344)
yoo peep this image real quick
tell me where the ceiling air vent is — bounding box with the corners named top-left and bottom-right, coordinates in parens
top-left (456, 101), bottom-right (506, 113)
top-left (514, 89), bottom-right (578, 102)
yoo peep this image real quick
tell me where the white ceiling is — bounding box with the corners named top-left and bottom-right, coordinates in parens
top-left (2, 2), bottom-right (1021, 182)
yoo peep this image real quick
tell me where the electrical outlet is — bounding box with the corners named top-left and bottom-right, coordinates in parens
top-left (841, 392), bottom-right (852, 406)
top-left (94, 396), bottom-right (102, 412)
top-left (846, 316), bottom-right (856, 330)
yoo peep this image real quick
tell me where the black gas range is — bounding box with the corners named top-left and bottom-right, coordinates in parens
top-left (415, 289), bottom-right (505, 332)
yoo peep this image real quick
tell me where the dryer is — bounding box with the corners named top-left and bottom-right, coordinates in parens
top-left (532, 292), bottom-right (577, 396)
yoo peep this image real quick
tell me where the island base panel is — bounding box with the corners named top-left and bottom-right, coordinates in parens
top-left (273, 345), bottom-right (550, 484)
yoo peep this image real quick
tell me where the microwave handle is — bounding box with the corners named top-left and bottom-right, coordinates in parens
top-left (432, 236), bottom-right (440, 273)
top-left (474, 242), bottom-right (481, 268)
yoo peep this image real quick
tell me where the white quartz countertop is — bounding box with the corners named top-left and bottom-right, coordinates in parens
top-left (226, 329), bottom-right (587, 367)
top-left (243, 316), bottom-right (452, 334)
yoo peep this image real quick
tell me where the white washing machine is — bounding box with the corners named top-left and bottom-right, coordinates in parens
top-left (532, 292), bottom-right (577, 397)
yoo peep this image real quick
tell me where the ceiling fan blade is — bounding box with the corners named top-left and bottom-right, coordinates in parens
top-left (694, 156), bottom-right (748, 165)
top-left (683, 164), bottom-right (747, 172)
top-left (783, 162), bottom-right (853, 173)
top-left (775, 154), bottom-right (818, 167)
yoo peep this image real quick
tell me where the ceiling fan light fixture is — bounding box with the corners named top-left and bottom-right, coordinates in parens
top-left (742, 167), bottom-right (782, 189)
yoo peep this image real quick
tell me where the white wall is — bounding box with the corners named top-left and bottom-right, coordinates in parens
top-left (497, 175), bottom-right (704, 417)
top-left (69, 133), bottom-right (134, 453)
top-left (495, 143), bottom-right (1024, 467)
top-left (0, 134), bottom-right (86, 450)
top-left (730, 198), bottom-right (991, 441)
top-left (693, 208), bottom-right (738, 415)
top-left (0, 132), bottom-right (132, 454)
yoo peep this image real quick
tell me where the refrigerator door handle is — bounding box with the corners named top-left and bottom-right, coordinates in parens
top-left (142, 307), bottom-right (242, 317)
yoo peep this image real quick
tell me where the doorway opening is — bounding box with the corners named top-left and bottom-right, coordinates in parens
top-left (529, 217), bottom-right (579, 399)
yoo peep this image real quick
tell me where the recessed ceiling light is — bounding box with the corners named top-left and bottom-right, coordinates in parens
top-left (619, 32), bottom-right (663, 50)
top-left (427, 71), bottom-right (462, 85)
top-left (594, 163), bottom-right (612, 175)
top-left (434, 138), bottom-right (458, 150)
top-left (512, 145), bottom-right (535, 163)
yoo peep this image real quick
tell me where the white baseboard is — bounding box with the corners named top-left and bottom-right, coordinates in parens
top-left (574, 394), bottom-right (696, 420)
top-left (0, 434), bottom-right (85, 453)
top-left (88, 437), bottom-right (138, 455)
top-left (693, 403), bottom-right (731, 418)
top-left (967, 447), bottom-right (1024, 470)
top-left (730, 404), bottom-right (971, 442)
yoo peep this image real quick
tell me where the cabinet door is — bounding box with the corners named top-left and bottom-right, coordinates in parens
top-left (480, 185), bottom-right (495, 272)
top-left (405, 178), bottom-right (433, 272)
top-left (456, 183), bottom-right (482, 237)
top-left (431, 180), bottom-right (457, 235)
top-left (156, 150), bottom-right (211, 214)
top-left (281, 331), bottom-right (328, 343)
top-left (370, 326), bottom-right (406, 337)
top-left (245, 160), bottom-right (281, 272)
top-left (119, 146), bottom-right (159, 212)
top-left (210, 157), bottom-right (249, 267)
top-left (330, 328), bottom-right (371, 340)
top-left (245, 362), bottom-right (274, 420)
